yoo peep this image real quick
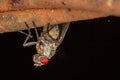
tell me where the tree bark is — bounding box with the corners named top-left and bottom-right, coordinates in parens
top-left (0, 0), bottom-right (120, 15)
top-left (0, 9), bottom-right (107, 33)
top-left (0, 0), bottom-right (120, 33)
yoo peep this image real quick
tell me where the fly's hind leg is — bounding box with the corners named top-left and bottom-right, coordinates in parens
top-left (18, 22), bottom-right (37, 47)
top-left (18, 22), bottom-right (33, 38)
top-left (32, 21), bottom-right (39, 41)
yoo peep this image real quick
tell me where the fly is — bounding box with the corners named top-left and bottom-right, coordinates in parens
top-left (19, 21), bottom-right (70, 67)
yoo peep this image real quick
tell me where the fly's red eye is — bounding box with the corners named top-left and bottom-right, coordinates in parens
top-left (40, 56), bottom-right (49, 65)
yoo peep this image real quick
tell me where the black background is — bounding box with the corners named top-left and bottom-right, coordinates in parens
top-left (0, 16), bottom-right (119, 80)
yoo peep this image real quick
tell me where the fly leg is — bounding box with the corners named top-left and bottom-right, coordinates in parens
top-left (18, 22), bottom-right (33, 38)
top-left (18, 22), bottom-right (37, 47)
top-left (32, 21), bottom-right (39, 41)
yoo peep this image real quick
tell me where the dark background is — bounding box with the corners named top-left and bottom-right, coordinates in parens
top-left (0, 16), bottom-right (119, 80)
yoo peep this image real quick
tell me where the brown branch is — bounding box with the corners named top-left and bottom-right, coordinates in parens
top-left (1, 0), bottom-right (120, 34)
top-left (0, 9), bottom-right (107, 33)
top-left (0, 0), bottom-right (120, 15)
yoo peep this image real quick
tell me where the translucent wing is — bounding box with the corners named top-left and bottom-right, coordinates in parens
top-left (46, 23), bottom-right (70, 46)
top-left (48, 25), bottom-right (60, 40)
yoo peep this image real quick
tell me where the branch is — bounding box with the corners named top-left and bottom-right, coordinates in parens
top-left (0, 0), bottom-right (120, 15)
top-left (0, 0), bottom-right (120, 33)
top-left (0, 9), bottom-right (107, 33)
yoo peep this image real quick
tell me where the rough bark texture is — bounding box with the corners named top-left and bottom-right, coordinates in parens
top-left (0, 0), bottom-right (120, 15)
top-left (0, 0), bottom-right (120, 33)
top-left (0, 9), bottom-right (107, 33)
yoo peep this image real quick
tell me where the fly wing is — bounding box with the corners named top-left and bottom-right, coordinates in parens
top-left (46, 23), bottom-right (70, 47)
top-left (57, 23), bottom-right (70, 46)
top-left (48, 24), bottom-right (60, 40)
